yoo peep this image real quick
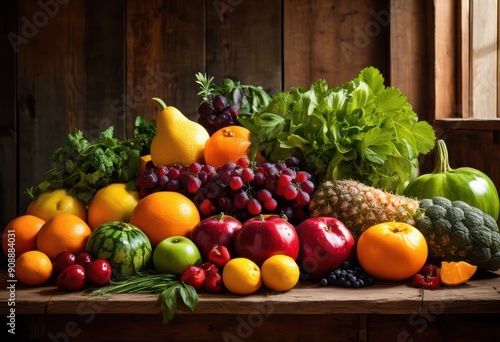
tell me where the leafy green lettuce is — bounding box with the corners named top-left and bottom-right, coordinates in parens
top-left (239, 67), bottom-right (436, 194)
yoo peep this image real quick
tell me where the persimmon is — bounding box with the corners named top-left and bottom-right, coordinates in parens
top-left (356, 222), bottom-right (428, 281)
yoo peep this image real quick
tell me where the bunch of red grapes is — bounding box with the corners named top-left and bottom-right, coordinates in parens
top-left (138, 157), bottom-right (317, 224)
top-left (197, 94), bottom-right (238, 135)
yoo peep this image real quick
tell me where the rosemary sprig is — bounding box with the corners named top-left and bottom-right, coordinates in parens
top-left (89, 270), bottom-right (198, 324)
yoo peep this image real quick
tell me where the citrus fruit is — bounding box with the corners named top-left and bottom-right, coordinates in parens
top-left (26, 189), bottom-right (87, 222)
top-left (439, 261), bottom-right (478, 285)
top-left (2, 215), bottom-right (45, 258)
top-left (129, 191), bottom-right (201, 246)
top-left (36, 213), bottom-right (92, 260)
top-left (87, 183), bottom-right (141, 230)
top-left (222, 257), bottom-right (262, 295)
top-left (15, 250), bottom-right (53, 286)
top-left (261, 254), bottom-right (300, 291)
top-left (356, 222), bottom-right (428, 281)
top-left (140, 154), bottom-right (153, 173)
top-left (204, 126), bottom-right (259, 168)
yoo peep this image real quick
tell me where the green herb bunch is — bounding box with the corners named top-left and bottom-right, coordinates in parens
top-left (238, 66), bottom-right (436, 194)
top-left (195, 72), bottom-right (272, 116)
top-left (26, 116), bottom-right (156, 205)
top-left (90, 271), bottom-right (198, 324)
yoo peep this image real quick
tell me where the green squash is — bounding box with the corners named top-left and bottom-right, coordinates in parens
top-left (403, 139), bottom-right (499, 221)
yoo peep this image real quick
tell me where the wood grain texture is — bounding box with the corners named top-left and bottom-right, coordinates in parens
top-left (0, 0), bottom-right (18, 230)
top-left (126, 0), bottom-right (205, 127)
top-left (16, 0), bottom-right (87, 214)
top-left (390, 0), bottom-right (432, 123)
top-left (434, 0), bottom-right (457, 119)
top-left (84, 0), bottom-right (127, 140)
top-left (283, 0), bottom-right (390, 90)
top-left (470, 0), bottom-right (498, 119)
top-left (206, 0), bottom-right (282, 97)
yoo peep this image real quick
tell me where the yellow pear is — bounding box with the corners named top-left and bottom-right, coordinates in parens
top-left (150, 98), bottom-right (210, 167)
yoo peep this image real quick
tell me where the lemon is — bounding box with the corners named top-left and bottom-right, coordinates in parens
top-left (261, 255), bottom-right (300, 292)
top-left (26, 189), bottom-right (87, 222)
top-left (222, 258), bottom-right (262, 295)
top-left (87, 183), bottom-right (141, 230)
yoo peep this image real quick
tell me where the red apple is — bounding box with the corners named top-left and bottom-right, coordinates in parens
top-left (295, 217), bottom-right (356, 280)
top-left (57, 264), bottom-right (87, 291)
top-left (190, 212), bottom-right (242, 261)
top-left (86, 259), bottom-right (112, 287)
top-left (234, 214), bottom-right (299, 266)
top-left (53, 251), bottom-right (76, 273)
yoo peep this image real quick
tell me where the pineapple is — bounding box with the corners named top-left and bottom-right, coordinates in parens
top-left (309, 180), bottom-right (424, 240)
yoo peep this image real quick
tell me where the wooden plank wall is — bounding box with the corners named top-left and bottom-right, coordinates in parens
top-left (3, 0), bottom-right (497, 231)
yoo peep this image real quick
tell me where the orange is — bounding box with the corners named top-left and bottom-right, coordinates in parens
top-left (26, 189), bottom-right (87, 222)
top-left (356, 222), bottom-right (428, 281)
top-left (36, 213), bottom-right (92, 260)
top-left (261, 255), bottom-right (300, 292)
top-left (2, 215), bottom-right (45, 258)
top-left (222, 257), bottom-right (262, 295)
top-left (87, 183), bottom-right (141, 230)
top-left (204, 126), bottom-right (260, 168)
top-left (140, 154), bottom-right (153, 173)
top-left (15, 250), bottom-right (53, 286)
top-left (129, 191), bottom-right (200, 246)
top-left (439, 261), bottom-right (477, 285)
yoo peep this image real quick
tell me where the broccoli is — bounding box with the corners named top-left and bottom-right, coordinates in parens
top-left (416, 197), bottom-right (500, 271)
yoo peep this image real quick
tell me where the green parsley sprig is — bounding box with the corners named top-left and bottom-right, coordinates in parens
top-left (26, 116), bottom-right (156, 205)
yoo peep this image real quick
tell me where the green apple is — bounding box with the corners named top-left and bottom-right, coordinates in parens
top-left (153, 236), bottom-right (202, 275)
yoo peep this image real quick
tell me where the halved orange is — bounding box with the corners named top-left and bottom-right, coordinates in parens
top-left (439, 261), bottom-right (477, 285)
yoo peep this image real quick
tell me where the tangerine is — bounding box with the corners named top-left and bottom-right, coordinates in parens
top-left (204, 126), bottom-right (261, 168)
top-left (87, 183), bottom-right (141, 230)
top-left (439, 261), bottom-right (477, 285)
top-left (356, 222), bottom-right (428, 281)
top-left (129, 191), bottom-right (200, 246)
top-left (36, 213), bottom-right (92, 260)
top-left (16, 250), bottom-right (53, 286)
top-left (2, 215), bottom-right (45, 258)
top-left (222, 257), bottom-right (262, 295)
top-left (261, 254), bottom-right (300, 292)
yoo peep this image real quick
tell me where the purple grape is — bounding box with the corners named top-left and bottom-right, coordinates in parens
top-left (199, 101), bottom-right (215, 116)
top-left (300, 180), bottom-right (316, 194)
top-left (256, 189), bottom-right (273, 203)
top-left (187, 176), bottom-right (202, 193)
top-left (143, 173), bottom-right (158, 189)
top-left (241, 167), bottom-right (255, 182)
top-left (229, 176), bottom-right (244, 190)
top-left (213, 95), bottom-right (228, 112)
top-left (158, 174), bottom-right (169, 188)
top-left (228, 105), bottom-right (239, 120)
top-left (234, 191), bottom-right (249, 210)
top-left (295, 190), bottom-right (310, 207)
top-left (283, 184), bottom-right (298, 200)
top-left (247, 198), bottom-right (262, 216)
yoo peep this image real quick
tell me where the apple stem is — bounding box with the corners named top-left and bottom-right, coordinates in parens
top-left (217, 212), bottom-right (225, 222)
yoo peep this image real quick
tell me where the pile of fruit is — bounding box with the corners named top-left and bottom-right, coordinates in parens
top-left (3, 68), bottom-right (500, 325)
